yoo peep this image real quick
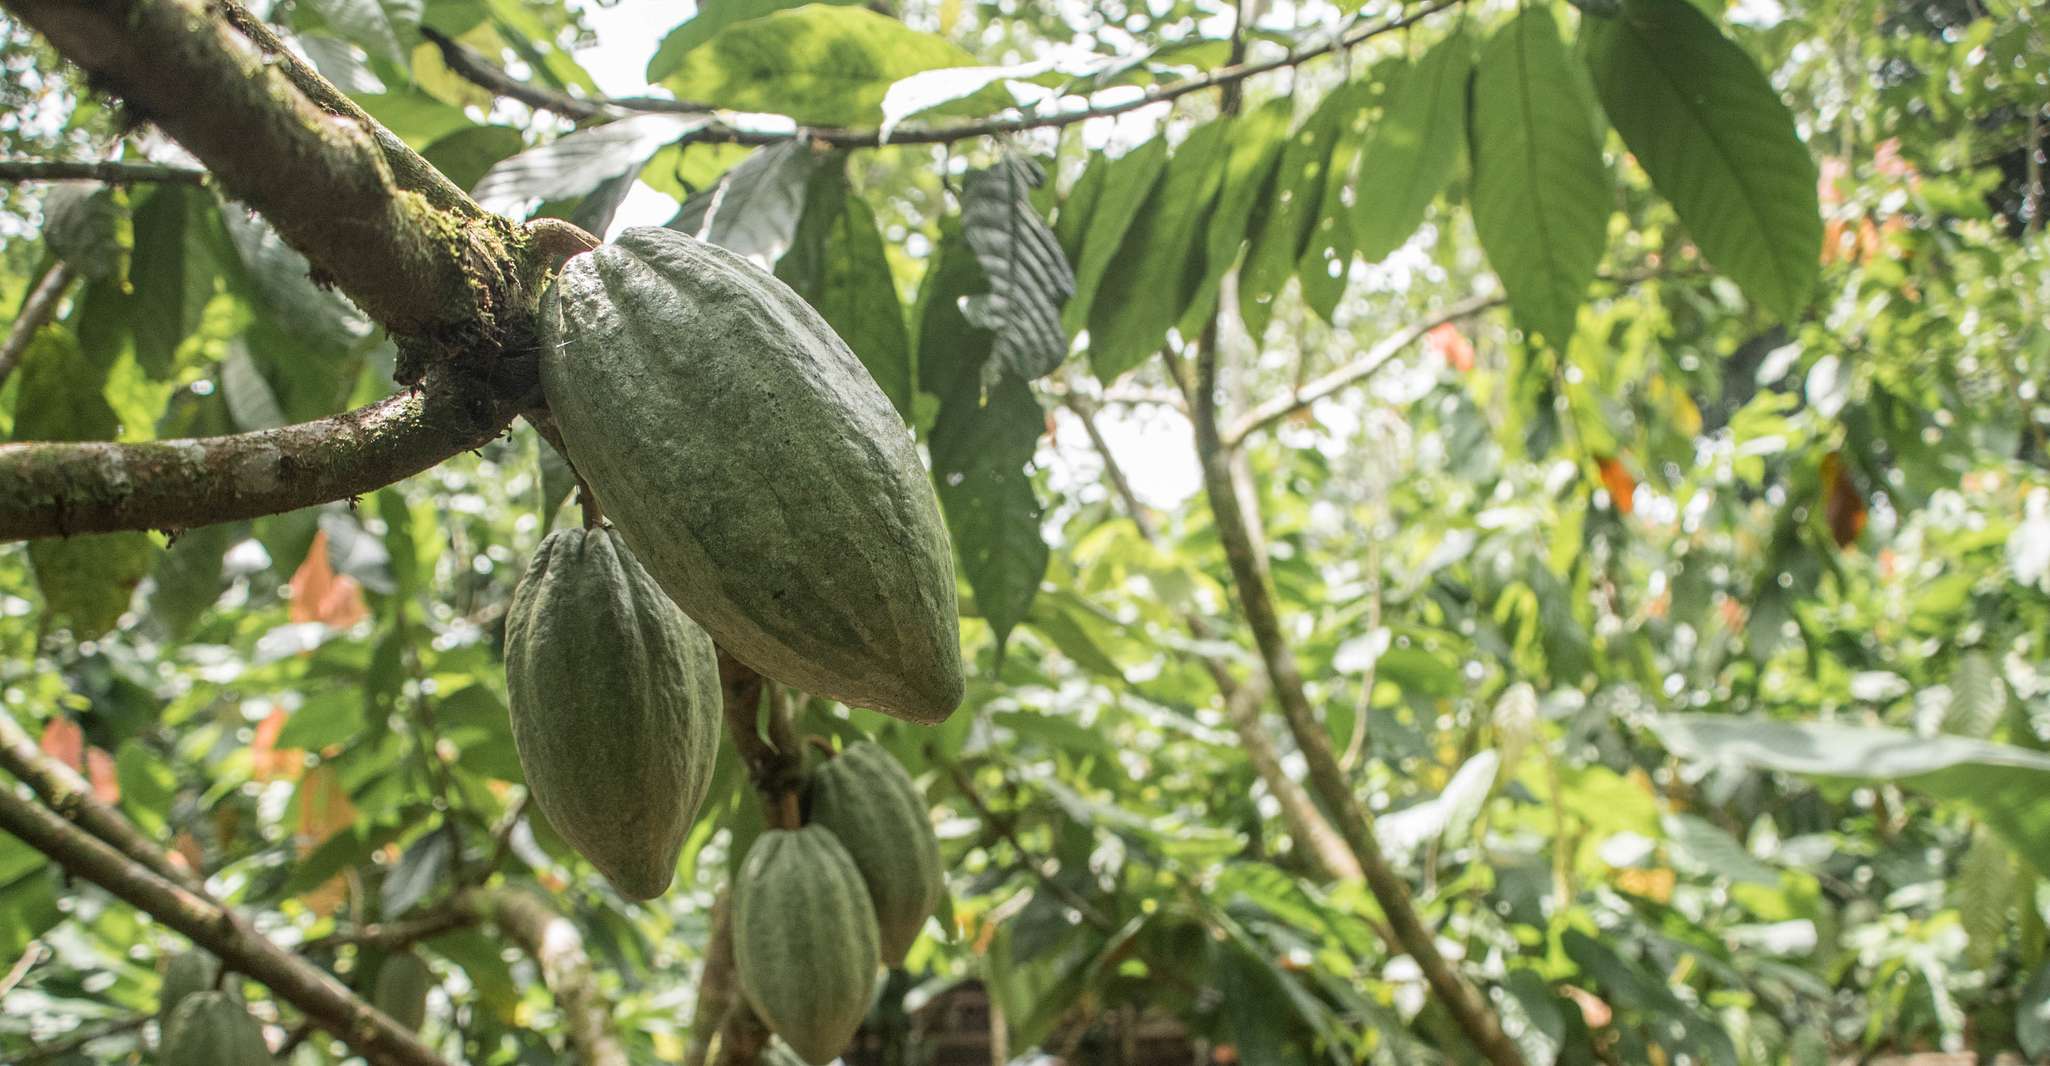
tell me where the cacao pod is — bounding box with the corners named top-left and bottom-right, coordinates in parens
top-left (807, 742), bottom-right (944, 965)
top-left (504, 526), bottom-right (721, 899)
top-left (160, 990), bottom-right (273, 1066)
top-left (539, 226), bottom-right (963, 724)
top-left (157, 949), bottom-right (220, 1030)
top-left (372, 950), bottom-right (434, 1033)
top-left (733, 825), bottom-right (881, 1065)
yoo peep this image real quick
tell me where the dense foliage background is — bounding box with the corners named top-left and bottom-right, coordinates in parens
top-left (1, 0), bottom-right (2048, 1062)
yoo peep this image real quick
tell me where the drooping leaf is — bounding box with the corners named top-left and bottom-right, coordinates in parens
top-left (1649, 714), bottom-right (2050, 878)
top-left (42, 183), bottom-right (130, 284)
top-left (1059, 137), bottom-right (1167, 337)
top-left (1239, 82), bottom-right (1368, 340)
top-left (1583, 0), bottom-right (1820, 323)
top-left (126, 185), bottom-right (218, 380)
top-left (217, 203), bottom-right (373, 352)
top-left (659, 5), bottom-right (979, 127)
top-left (1088, 118), bottom-right (1231, 382)
top-left (30, 534), bottom-right (154, 639)
top-left (668, 141), bottom-right (819, 267)
top-left (221, 343), bottom-right (288, 432)
top-left (930, 373), bottom-right (1047, 654)
top-left (960, 157), bottom-right (1075, 381)
top-left (299, 0), bottom-right (406, 65)
top-left (11, 328), bottom-right (116, 443)
top-left (776, 167), bottom-right (915, 417)
top-left (420, 125), bottom-right (527, 193)
top-left (1351, 29), bottom-right (1475, 263)
top-left (472, 113), bottom-right (705, 216)
top-left (878, 62), bottom-right (1047, 139)
top-left (1296, 80), bottom-right (1375, 323)
top-left (646, 0), bottom-right (862, 82)
top-left (149, 523), bottom-right (239, 639)
top-left (565, 168), bottom-right (639, 240)
top-left (1179, 96), bottom-right (1293, 334)
top-left (913, 216), bottom-right (993, 402)
top-left (1470, 7), bottom-right (1611, 348)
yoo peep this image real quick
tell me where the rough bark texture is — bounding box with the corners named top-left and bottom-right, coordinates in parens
top-left (0, 158), bottom-right (207, 184)
top-left (0, 712), bottom-right (198, 889)
top-left (0, 782), bottom-right (452, 1066)
top-left (1185, 329), bottom-right (1527, 1066)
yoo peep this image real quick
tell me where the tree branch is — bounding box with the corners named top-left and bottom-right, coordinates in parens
top-left (0, 360), bottom-right (529, 541)
top-left (465, 887), bottom-right (628, 1066)
top-left (0, 159), bottom-right (208, 184)
top-left (423, 0), bottom-right (1462, 150)
top-left (420, 27), bottom-right (712, 121)
top-left (6, 0), bottom-right (529, 354)
top-left (0, 712), bottom-right (199, 889)
top-left (683, 889), bottom-right (737, 1066)
top-left (1183, 327), bottom-right (1526, 1066)
top-left (0, 262), bottom-right (76, 389)
top-left (0, 779), bottom-right (453, 1066)
top-left (1222, 293), bottom-right (1502, 448)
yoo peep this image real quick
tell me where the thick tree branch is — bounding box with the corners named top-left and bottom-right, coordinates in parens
top-left (1183, 329), bottom-right (1526, 1066)
top-left (0, 361), bottom-right (529, 541)
top-left (425, 0), bottom-right (1462, 150)
top-left (0, 780), bottom-right (452, 1066)
top-left (6, 0), bottom-right (528, 353)
top-left (466, 887), bottom-right (628, 1066)
top-left (0, 159), bottom-right (207, 184)
top-left (0, 713), bottom-right (198, 889)
top-left (0, 263), bottom-right (76, 389)
top-left (1222, 293), bottom-right (1502, 448)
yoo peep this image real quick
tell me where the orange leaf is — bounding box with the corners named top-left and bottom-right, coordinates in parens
top-left (1596, 456), bottom-right (1636, 515)
top-left (296, 764), bottom-right (357, 849)
top-left (1563, 985), bottom-right (1613, 1028)
top-left (39, 717), bottom-right (83, 773)
top-left (171, 832), bottom-right (206, 876)
top-left (1822, 452), bottom-right (1866, 548)
top-left (289, 531), bottom-right (369, 629)
top-left (250, 707), bottom-right (303, 782)
top-left (1426, 322), bottom-right (1476, 373)
top-left (85, 747), bottom-right (120, 804)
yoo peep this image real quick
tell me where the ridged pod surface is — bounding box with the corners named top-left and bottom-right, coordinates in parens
top-left (160, 991), bottom-right (274, 1066)
top-left (807, 742), bottom-right (945, 965)
top-left (504, 527), bottom-right (721, 899)
top-left (733, 826), bottom-right (881, 1065)
top-left (539, 226), bottom-right (963, 723)
top-left (372, 951), bottom-right (434, 1033)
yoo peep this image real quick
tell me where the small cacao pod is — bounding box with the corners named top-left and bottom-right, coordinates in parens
top-left (157, 949), bottom-right (220, 1031)
top-left (505, 527), bottom-right (721, 899)
top-left (733, 825), bottom-right (881, 1065)
top-left (160, 990), bottom-right (273, 1066)
top-left (807, 742), bottom-right (944, 965)
top-left (539, 227), bottom-right (963, 724)
top-left (372, 950), bottom-right (434, 1033)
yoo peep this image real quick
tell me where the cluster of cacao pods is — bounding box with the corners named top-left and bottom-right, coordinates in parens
top-left (504, 226), bottom-right (966, 900)
top-left (734, 742), bottom-right (946, 1064)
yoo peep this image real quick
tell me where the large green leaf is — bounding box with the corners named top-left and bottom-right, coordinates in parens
top-left (42, 183), bottom-right (130, 284)
top-left (1649, 714), bottom-right (2050, 878)
top-left (930, 374), bottom-right (1047, 655)
top-left (1238, 82), bottom-right (1366, 340)
top-left (645, 0), bottom-right (862, 82)
top-left (1351, 29), bottom-right (1475, 263)
top-left (669, 142), bottom-right (819, 266)
top-left (776, 168), bottom-right (915, 418)
top-left (1470, 7), bottom-right (1610, 348)
top-left (126, 186), bottom-right (218, 380)
top-left (659, 5), bottom-right (978, 126)
top-left (1179, 96), bottom-right (1293, 334)
top-left (1087, 118), bottom-right (1230, 382)
top-left (472, 113), bottom-right (705, 216)
top-left (1059, 138), bottom-right (1167, 337)
top-left (960, 158), bottom-right (1074, 380)
top-left (1583, 0), bottom-right (1820, 323)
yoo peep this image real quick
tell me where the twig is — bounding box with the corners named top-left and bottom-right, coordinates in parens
top-left (421, 28), bottom-right (706, 120)
top-left (0, 780), bottom-right (452, 1066)
top-left (302, 906), bottom-right (475, 953)
top-left (0, 939), bottom-right (45, 996)
top-left (0, 158), bottom-right (208, 184)
top-left (425, 0), bottom-right (1464, 150)
top-left (0, 712), bottom-right (199, 888)
top-left (0, 263), bottom-right (76, 389)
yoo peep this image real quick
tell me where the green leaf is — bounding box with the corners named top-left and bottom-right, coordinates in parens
top-left (913, 216), bottom-right (994, 402)
top-left (1179, 96), bottom-right (1293, 334)
top-left (669, 142), bottom-right (820, 265)
top-left (31, 534), bottom-right (155, 639)
top-left (1088, 118), bottom-right (1231, 382)
top-left (300, 0), bottom-right (406, 64)
top-left (659, 5), bottom-right (979, 127)
top-left (1296, 85), bottom-right (1374, 324)
top-left (776, 168), bottom-right (915, 418)
top-left (1583, 0), bottom-right (1820, 322)
top-left (1059, 138), bottom-right (1167, 338)
top-left (930, 374), bottom-right (1047, 654)
top-left (2023, 961), bottom-right (2050, 1061)
top-left (1239, 83), bottom-right (1367, 341)
top-left (1958, 828), bottom-right (2017, 970)
top-left (1946, 650), bottom-right (2009, 739)
top-left (11, 328), bottom-right (116, 443)
top-left (646, 0), bottom-right (861, 82)
top-left (149, 522), bottom-right (238, 639)
top-left (1470, 7), bottom-right (1611, 348)
top-left (473, 114), bottom-right (704, 216)
top-left (1351, 29), bottom-right (1475, 263)
top-left (960, 158), bottom-right (1074, 380)
top-left (127, 186), bottom-right (218, 380)
top-left (1648, 715), bottom-right (2050, 878)
top-left (42, 183), bottom-right (131, 284)
top-left (114, 742), bottom-right (177, 837)
top-left (420, 126), bottom-right (527, 193)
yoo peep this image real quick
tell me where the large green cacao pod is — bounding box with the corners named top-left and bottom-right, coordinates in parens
top-left (807, 742), bottom-right (945, 965)
top-left (372, 950), bottom-right (434, 1033)
top-left (504, 526), bottom-right (721, 899)
top-left (161, 990), bottom-right (273, 1066)
top-left (157, 949), bottom-right (220, 1030)
top-left (539, 227), bottom-right (963, 724)
top-left (733, 826), bottom-right (881, 1065)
